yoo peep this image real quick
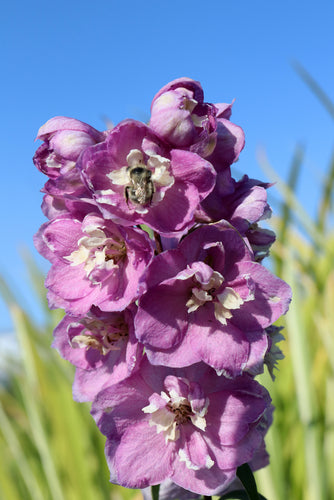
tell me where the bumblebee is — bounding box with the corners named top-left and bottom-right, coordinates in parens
top-left (125, 165), bottom-right (154, 206)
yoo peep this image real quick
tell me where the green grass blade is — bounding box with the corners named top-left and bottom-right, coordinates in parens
top-left (275, 143), bottom-right (303, 275)
top-left (10, 304), bottom-right (66, 500)
top-left (0, 400), bottom-right (45, 500)
top-left (317, 151), bottom-right (334, 232)
top-left (292, 61), bottom-right (334, 120)
top-left (257, 148), bottom-right (324, 248)
top-left (324, 376), bottom-right (334, 495)
top-left (283, 254), bottom-right (326, 500)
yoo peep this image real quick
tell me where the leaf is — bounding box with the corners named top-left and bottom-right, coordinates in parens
top-left (218, 490), bottom-right (268, 500)
top-left (151, 484), bottom-right (160, 500)
top-left (236, 463), bottom-right (265, 500)
top-left (218, 490), bottom-right (249, 499)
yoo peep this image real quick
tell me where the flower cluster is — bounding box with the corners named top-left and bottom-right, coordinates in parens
top-left (34, 77), bottom-right (291, 498)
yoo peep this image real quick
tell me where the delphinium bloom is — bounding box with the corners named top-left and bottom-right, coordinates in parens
top-left (135, 222), bottom-right (290, 376)
top-left (34, 116), bottom-right (106, 178)
top-left (91, 359), bottom-right (273, 496)
top-left (52, 304), bottom-right (143, 402)
top-left (34, 77), bottom-right (291, 499)
top-left (77, 119), bottom-right (217, 235)
top-left (34, 117), bottom-right (106, 220)
top-left (34, 214), bottom-right (154, 314)
top-left (149, 77), bottom-right (218, 155)
top-left (149, 77), bottom-right (245, 163)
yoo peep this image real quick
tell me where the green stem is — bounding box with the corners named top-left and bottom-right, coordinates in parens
top-left (151, 484), bottom-right (160, 500)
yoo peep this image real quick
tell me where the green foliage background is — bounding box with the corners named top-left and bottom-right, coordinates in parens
top-left (1, 69), bottom-right (333, 500)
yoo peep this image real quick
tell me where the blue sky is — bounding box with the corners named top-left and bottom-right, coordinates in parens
top-left (1, 0), bottom-right (333, 332)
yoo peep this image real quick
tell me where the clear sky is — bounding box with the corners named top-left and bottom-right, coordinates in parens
top-left (1, 0), bottom-right (333, 332)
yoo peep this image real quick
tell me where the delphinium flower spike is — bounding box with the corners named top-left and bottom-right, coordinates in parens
top-left (34, 77), bottom-right (291, 499)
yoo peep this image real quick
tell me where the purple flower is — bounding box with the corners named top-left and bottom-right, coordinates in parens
top-left (245, 224), bottom-right (276, 262)
top-left (40, 166), bottom-right (100, 222)
top-left (40, 189), bottom-right (98, 221)
top-left (34, 213), bottom-right (154, 315)
top-left (33, 117), bottom-right (106, 221)
top-left (150, 78), bottom-right (245, 166)
top-left (78, 119), bottom-right (216, 235)
top-left (149, 77), bottom-right (217, 156)
top-left (91, 359), bottom-right (272, 496)
top-left (52, 305), bottom-right (143, 401)
top-left (34, 116), bottom-right (105, 179)
top-left (198, 175), bottom-right (271, 224)
top-left (142, 437), bottom-right (271, 500)
top-left (205, 104), bottom-right (245, 170)
top-left (135, 222), bottom-right (291, 376)
top-left (197, 176), bottom-right (276, 259)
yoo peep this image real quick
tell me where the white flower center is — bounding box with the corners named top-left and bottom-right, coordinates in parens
top-left (186, 269), bottom-right (244, 325)
top-left (45, 152), bottom-right (76, 173)
top-left (64, 225), bottom-right (126, 282)
top-left (214, 287), bottom-right (244, 325)
top-left (186, 270), bottom-right (224, 312)
top-left (142, 389), bottom-right (208, 443)
top-left (69, 317), bottom-right (128, 355)
top-left (45, 152), bottom-right (62, 170)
